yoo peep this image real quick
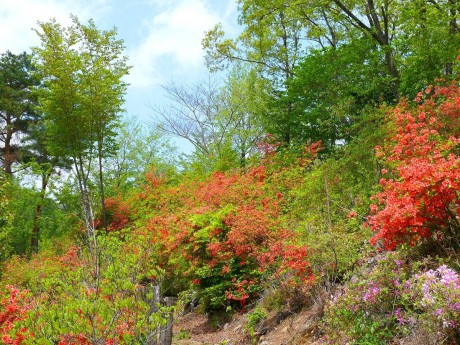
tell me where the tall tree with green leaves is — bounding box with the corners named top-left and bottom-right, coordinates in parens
top-left (33, 16), bottom-right (129, 243)
top-left (203, 0), bottom-right (460, 148)
top-left (0, 51), bottom-right (39, 176)
top-left (30, 17), bottom-right (130, 324)
top-left (203, 1), bottom-right (304, 145)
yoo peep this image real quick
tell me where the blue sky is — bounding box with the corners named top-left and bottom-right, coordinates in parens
top-left (0, 0), bottom-right (239, 151)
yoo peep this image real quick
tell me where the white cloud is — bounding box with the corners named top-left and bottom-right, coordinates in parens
top-left (0, 0), bottom-right (239, 124)
top-left (0, 0), bottom-right (109, 54)
top-left (127, 0), bottom-right (236, 88)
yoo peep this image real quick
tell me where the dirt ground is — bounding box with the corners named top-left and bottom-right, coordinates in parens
top-left (172, 305), bottom-right (325, 345)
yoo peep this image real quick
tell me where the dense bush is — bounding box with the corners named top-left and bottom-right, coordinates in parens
top-left (369, 82), bottom-right (460, 250)
top-left (324, 253), bottom-right (460, 344)
top-left (135, 160), bottom-right (315, 312)
top-left (322, 80), bottom-right (460, 344)
top-left (0, 234), bottom-right (169, 344)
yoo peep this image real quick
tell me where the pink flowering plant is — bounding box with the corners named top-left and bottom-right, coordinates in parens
top-left (323, 253), bottom-right (411, 344)
top-left (408, 265), bottom-right (460, 335)
top-left (323, 252), bottom-right (460, 344)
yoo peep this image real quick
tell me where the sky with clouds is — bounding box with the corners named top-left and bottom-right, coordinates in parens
top-left (0, 0), bottom-right (239, 150)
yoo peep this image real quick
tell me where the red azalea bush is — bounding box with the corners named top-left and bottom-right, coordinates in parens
top-left (368, 81), bottom-right (460, 250)
top-left (0, 286), bottom-right (32, 345)
top-left (135, 146), bottom-right (319, 311)
top-left (103, 195), bottom-right (131, 231)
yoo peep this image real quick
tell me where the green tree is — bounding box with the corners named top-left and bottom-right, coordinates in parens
top-left (203, 0), bottom-right (460, 148)
top-left (33, 16), bottom-right (129, 237)
top-left (0, 51), bottom-right (39, 176)
top-left (103, 118), bottom-right (178, 195)
top-left (286, 38), bottom-right (393, 150)
top-left (203, 0), bottom-right (304, 145)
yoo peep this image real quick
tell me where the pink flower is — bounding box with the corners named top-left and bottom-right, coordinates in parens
top-left (435, 308), bottom-right (444, 317)
top-left (394, 308), bottom-right (405, 325)
top-left (363, 282), bottom-right (380, 303)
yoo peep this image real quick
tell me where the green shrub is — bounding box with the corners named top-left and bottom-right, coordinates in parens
top-left (246, 306), bottom-right (267, 343)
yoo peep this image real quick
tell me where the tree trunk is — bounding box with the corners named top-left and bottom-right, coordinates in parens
top-left (30, 203), bottom-right (42, 254)
top-left (146, 285), bottom-right (161, 345)
top-left (3, 114), bottom-right (14, 175)
top-left (73, 154), bottom-right (99, 284)
top-left (98, 145), bottom-right (107, 232)
top-left (384, 49), bottom-right (400, 99)
top-left (30, 171), bottom-right (50, 254)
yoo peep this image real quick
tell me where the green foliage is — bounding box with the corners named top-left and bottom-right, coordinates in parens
top-left (246, 306), bottom-right (267, 342)
top-left (0, 174), bottom-right (13, 262)
top-left (0, 51), bottom-right (39, 175)
top-left (398, 0), bottom-right (460, 97)
top-left (287, 40), bottom-right (394, 149)
top-left (103, 119), bottom-right (178, 195)
top-left (0, 233), bottom-right (169, 343)
top-left (179, 141), bottom-right (239, 176)
top-left (176, 329), bottom-right (191, 340)
top-left (0, 177), bottom-right (78, 258)
top-left (0, 178), bottom-right (42, 257)
top-left (285, 163), bottom-right (374, 281)
top-left (323, 252), bottom-right (460, 345)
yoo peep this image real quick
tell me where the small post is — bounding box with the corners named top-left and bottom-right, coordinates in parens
top-left (159, 297), bottom-right (175, 345)
top-left (146, 285), bottom-right (161, 345)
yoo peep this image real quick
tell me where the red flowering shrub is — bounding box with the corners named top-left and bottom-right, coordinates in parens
top-left (136, 148), bottom-right (318, 311)
top-left (369, 81), bottom-right (460, 250)
top-left (0, 286), bottom-right (32, 344)
top-left (93, 194), bottom-right (132, 232)
top-left (104, 195), bottom-right (131, 231)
